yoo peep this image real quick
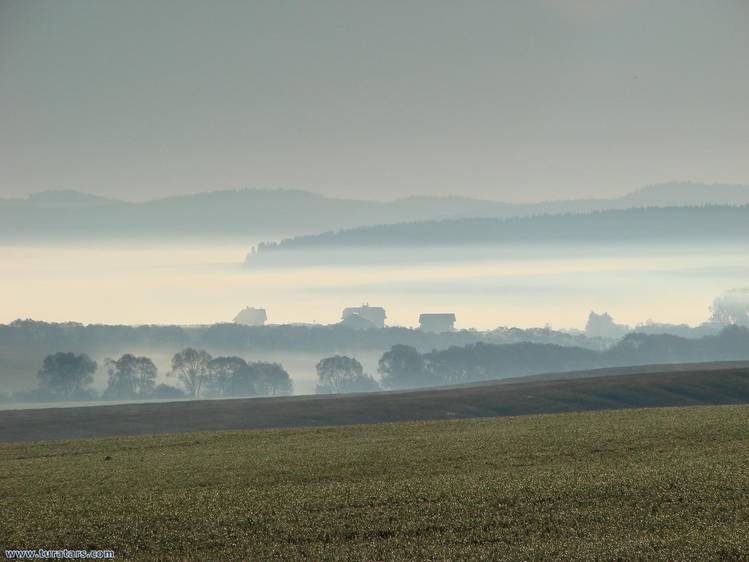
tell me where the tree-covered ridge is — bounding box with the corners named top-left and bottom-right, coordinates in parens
top-left (254, 205), bottom-right (749, 255)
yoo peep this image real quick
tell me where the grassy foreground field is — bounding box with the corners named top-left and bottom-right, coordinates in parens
top-left (2, 405), bottom-right (749, 561)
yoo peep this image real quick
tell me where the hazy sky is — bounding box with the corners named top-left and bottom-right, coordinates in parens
top-left (2, 0), bottom-right (748, 202)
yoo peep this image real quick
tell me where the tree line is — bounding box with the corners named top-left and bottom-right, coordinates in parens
top-left (255, 206), bottom-right (749, 254)
top-left (314, 325), bottom-right (749, 392)
top-left (0, 319), bottom-right (607, 353)
top-left (311, 343), bottom-right (599, 393)
top-left (5, 325), bottom-right (748, 403)
top-left (15, 348), bottom-right (292, 402)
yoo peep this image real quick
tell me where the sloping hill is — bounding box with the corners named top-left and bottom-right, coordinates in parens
top-left (252, 205), bottom-right (749, 261)
top-left (2, 362), bottom-right (748, 442)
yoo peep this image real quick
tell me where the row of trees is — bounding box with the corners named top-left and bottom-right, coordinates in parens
top-left (25, 325), bottom-right (749, 401)
top-left (317, 325), bottom-right (749, 392)
top-left (313, 344), bottom-right (495, 393)
top-left (312, 347), bottom-right (437, 393)
top-left (2, 318), bottom-right (607, 354)
top-left (171, 348), bottom-right (292, 399)
top-left (36, 346), bottom-right (468, 400)
top-left (32, 348), bottom-right (292, 401)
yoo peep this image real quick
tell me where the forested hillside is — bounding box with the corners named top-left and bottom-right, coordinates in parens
top-left (254, 205), bottom-right (749, 258)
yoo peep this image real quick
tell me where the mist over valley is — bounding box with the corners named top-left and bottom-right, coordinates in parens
top-left (4, 2), bottom-right (749, 556)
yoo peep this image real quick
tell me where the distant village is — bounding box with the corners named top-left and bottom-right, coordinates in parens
top-left (233, 299), bottom-right (743, 340)
top-left (234, 304), bottom-right (457, 333)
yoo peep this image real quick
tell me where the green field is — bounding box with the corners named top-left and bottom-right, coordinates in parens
top-left (2, 405), bottom-right (749, 561)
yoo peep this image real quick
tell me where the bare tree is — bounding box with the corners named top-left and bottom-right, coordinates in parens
top-left (170, 348), bottom-right (212, 399)
top-left (104, 354), bottom-right (157, 399)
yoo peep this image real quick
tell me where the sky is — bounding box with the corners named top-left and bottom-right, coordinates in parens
top-left (2, 0), bottom-right (748, 203)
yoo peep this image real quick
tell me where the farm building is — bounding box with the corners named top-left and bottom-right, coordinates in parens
top-left (341, 304), bottom-right (387, 329)
top-left (233, 307), bottom-right (268, 326)
top-left (419, 313), bottom-right (456, 333)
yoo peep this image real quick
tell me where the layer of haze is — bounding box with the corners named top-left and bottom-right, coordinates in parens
top-left (1, 242), bottom-right (745, 330)
top-left (2, 0), bottom-right (748, 202)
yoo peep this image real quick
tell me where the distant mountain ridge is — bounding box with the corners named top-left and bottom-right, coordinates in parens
top-left (1, 182), bottom-right (748, 240)
top-left (622, 182), bottom-right (749, 206)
